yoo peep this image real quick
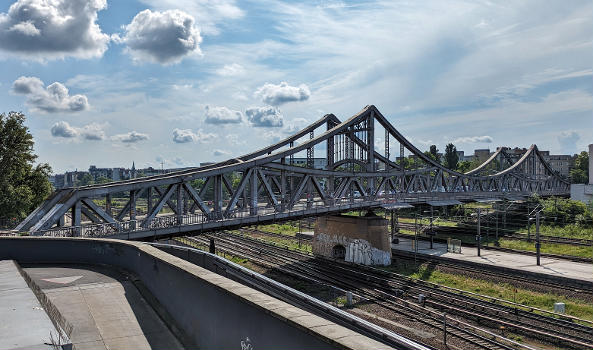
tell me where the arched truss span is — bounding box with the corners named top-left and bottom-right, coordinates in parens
top-left (16, 105), bottom-right (569, 239)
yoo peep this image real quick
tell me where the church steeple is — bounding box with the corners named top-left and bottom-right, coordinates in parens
top-left (131, 161), bottom-right (136, 179)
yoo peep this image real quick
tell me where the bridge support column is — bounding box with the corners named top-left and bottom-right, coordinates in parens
top-left (213, 175), bottom-right (223, 219)
top-left (366, 112), bottom-right (375, 193)
top-left (177, 184), bottom-right (184, 224)
top-left (250, 169), bottom-right (258, 216)
top-left (130, 190), bottom-right (136, 229)
top-left (306, 179), bottom-right (313, 210)
top-left (106, 193), bottom-right (112, 217)
top-left (72, 200), bottom-right (81, 235)
top-left (147, 188), bottom-right (152, 215)
top-left (280, 166), bottom-right (287, 212)
top-left (312, 214), bottom-right (391, 266)
top-left (328, 175), bottom-right (335, 205)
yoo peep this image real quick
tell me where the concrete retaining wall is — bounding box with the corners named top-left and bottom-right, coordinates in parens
top-left (0, 237), bottom-right (391, 350)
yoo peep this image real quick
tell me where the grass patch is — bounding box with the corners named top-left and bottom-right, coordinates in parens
top-left (517, 223), bottom-right (593, 240)
top-left (402, 229), bottom-right (593, 258)
top-left (383, 261), bottom-right (593, 321)
top-left (399, 217), bottom-right (459, 227)
top-left (494, 239), bottom-right (593, 258)
top-left (231, 230), bottom-right (312, 254)
top-left (256, 223), bottom-right (300, 236)
top-left (175, 237), bottom-right (252, 267)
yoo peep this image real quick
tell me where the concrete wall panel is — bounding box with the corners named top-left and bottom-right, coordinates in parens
top-left (0, 237), bottom-right (391, 350)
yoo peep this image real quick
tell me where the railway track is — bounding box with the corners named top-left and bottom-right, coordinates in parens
top-left (397, 222), bottom-right (593, 246)
top-left (185, 232), bottom-right (593, 350)
top-left (242, 226), bottom-right (593, 296)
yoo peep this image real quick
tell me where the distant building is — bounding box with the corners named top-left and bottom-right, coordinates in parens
top-left (88, 165), bottom-right (113, 180)
top-left (570, 144), bottom-right (593, 203)
top-left (290, 157), bottom-right (328, 169)
top-left (474, 149), bottom-right (491, 163)
top-left (540, 153), bottom-right (573, 177)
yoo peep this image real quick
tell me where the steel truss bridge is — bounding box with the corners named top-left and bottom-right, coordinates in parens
top-left (16, 105), bottom-right (569, 240)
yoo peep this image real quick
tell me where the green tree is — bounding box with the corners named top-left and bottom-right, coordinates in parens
top-left (77, 173), bottom-right (94, 186)
top-left (424, 145), bottom-right (441, 163)
top-left (96, 176), bottom-right (111, 184)
top-left (570, 151), bottom-right (589, 184)
top-left (444, 143), bottom-right (459, 170)
top-left (457, 160), bottom-right (472, 173)
top-left (0, 112), bottom-right (52, 221)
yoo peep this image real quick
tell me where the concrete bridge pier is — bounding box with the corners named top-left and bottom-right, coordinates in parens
top-left (312, 213), bottom-right (391, 266)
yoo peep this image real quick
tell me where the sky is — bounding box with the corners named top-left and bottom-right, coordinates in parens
top-left (0, 0), bottom-right (591, 173)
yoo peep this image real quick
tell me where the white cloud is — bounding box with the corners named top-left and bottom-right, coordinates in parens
top-left (255, 82), bottom-right (311, 105)
top-left (138, 0), bottom-right (243, 35)
top-left (50, 121), bottom-right (105, 141)
top-left (172, 156), bottom-right (185, 166)
top-left (80, 123), bottom-right (106, 140)
top-left (51, 121), bottom-right (78, 138)
top-left (557, 131), bottom-right (579, 153)
top-left (0, 0), bottom-right (109, 60)
top-left (172, 128), bottom-right (216, 143)
top-left (452, 136), bottom-right (493, 144)
top-left (216, 63), bottom-right (245, 76)
top-left (173, 128), bottom-right (196, 143)
top-left (204, 105), bottom-right (243, 124)
top-left (121, 9), bottom-right (202, 64)
top-left (12, 76), bottom-right (89, 113)
top-left (226, 134), bottom-right (244, 145)
top-left (112, 131), bottom-right (149, 143)
top-left (246, 106), bottom-right (284, 127)
top-left (213, 149), bottom-right (230, 156)
top-left (283, 117), bottom-right (309, 134)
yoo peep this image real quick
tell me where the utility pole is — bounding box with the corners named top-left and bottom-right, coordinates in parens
top-left (495, 210), bottom-right (499, 239)
top-left (476, 208), bottom-right (481, 257)
top-left (536, 211), bottom-right (541, 266)
top-left (485, 208), bottom-right (490, 238)
top-left (430, 206), bottom-right (434, 249)
top-left (414, 212), bottom-right (418, 264)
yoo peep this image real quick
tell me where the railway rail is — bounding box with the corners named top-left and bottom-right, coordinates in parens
top-left (396, 222), bottom-right (593, 246)
top-left (183, 232), bottom-right (593, 350)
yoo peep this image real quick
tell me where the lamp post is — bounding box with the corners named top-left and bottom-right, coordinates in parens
top-left (476, 207), bottom-right (481, 257)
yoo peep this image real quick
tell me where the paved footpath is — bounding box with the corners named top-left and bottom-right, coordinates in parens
top-left (0, 260), bottom-right (59, 350)
top-left (22, 264), bottom-right (184, 350)
top-left (392, 237), bottom-right (593, 283)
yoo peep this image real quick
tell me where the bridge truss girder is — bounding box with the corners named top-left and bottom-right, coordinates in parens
top-left (16, 105), bottom-right (569, 238)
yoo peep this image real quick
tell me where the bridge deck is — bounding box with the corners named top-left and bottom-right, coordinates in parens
top-left (33, 191), bottom-right (566, 241)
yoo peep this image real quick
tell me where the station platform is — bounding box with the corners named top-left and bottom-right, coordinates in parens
top-left (392, 237), bottom-right (593, 283)
top-left (0, 260), bottom-right (63, 350)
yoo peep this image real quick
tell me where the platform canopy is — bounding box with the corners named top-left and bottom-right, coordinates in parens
top-left (381, 203), bottom-right (414, 210)
top-left (426, 200), bottom-right (462, 207)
